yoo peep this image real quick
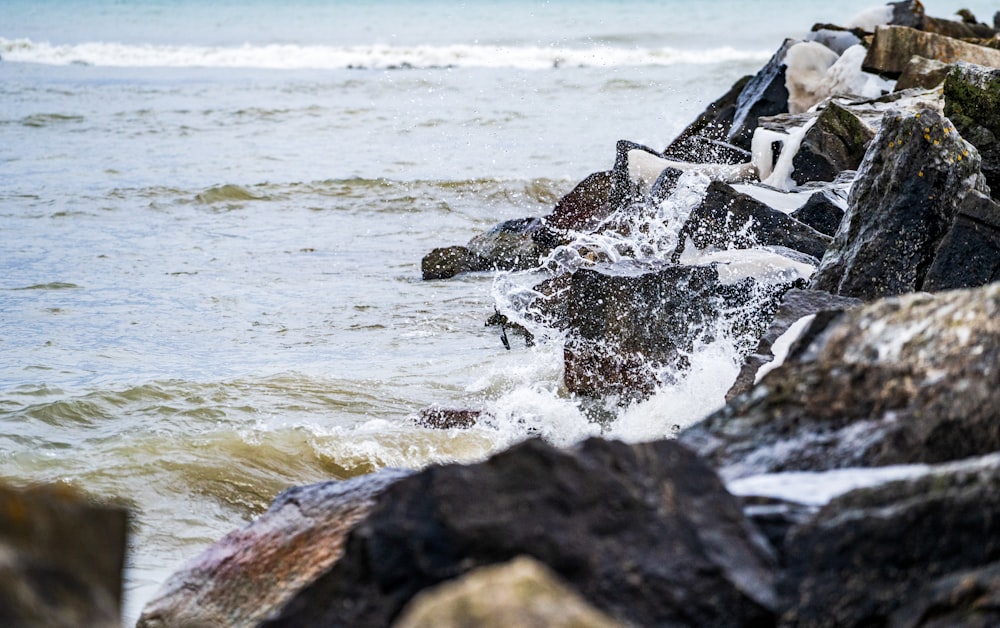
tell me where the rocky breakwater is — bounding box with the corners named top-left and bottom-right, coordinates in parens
top-left (140, 3), bottom-right (1000, 627)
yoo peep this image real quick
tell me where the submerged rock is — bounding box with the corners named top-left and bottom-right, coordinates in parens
top-left (943, 62), bottom-right (1000, 198)
top-left (780, 453), bottom-right (1000, 627)
top-left (811, 107), bottom-right (987, 300)
top-left (791, 101), bottom-right (875, 185)
top-left (393, 556), bottom-right (625, 628)
top-left (674, 181), bottom-right (832, 262)
top-left (0, 483), bottom-right (127, 628)
top-left (262, 438), bottom-right (779, 628)
top-left (421, 245), bottom-right (477, 280)
top-left (466, 217), bottom-right (548, 272)
top-left (862, 25), bottom-right (1000, 78)
top-left (681, 283), bottom-right (1000, 478)
top-left (138, 470), bottom-right (410, 628)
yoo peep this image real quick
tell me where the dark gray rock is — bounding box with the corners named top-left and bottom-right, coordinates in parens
top-left (779, 453), bottom-right (1000, 627)
top-left (924, 190), bottom-right (1000, 291)
top-left (681, 283), bottom-right (1000, 478)
top-left (728, 40), bottom-right (794, 150)
top-left (791, 102), bottom-right (875, 185)
top-left (674, 181), bottom-right (832, 262)
top-left (562, 262), bottom-right (721, 399)
top-left (138, 470), bottom-right (411, 628)
top-left (664, 74), bottom-right (752, 162)
top-left (923, 13), bottom-right (997, 39)
top-left (0, 484), bottom-right (127, 628)
top-left (889, 0), bottom-right (925, 29)
top-left (262, 438), bottom-right (779, 628)
top-left (725, 288), bottom-right (861, 402)
top-left (790, 189), bottom-right (845, 237)
top-left (811, 108), bottom-right (987, 300)
top-left (943, 62), bottom-right (1000, 199)
top-left (889, 561), bottom-right (1000, 628)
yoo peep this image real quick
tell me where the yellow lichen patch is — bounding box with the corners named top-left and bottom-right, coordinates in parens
top-left (918, 171), bottom-right (924, 177)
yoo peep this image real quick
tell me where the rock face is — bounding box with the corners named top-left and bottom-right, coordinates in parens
top-left (543, 170), bottom-right (618, 232)
top-left (889, 561), bottom-right (1000, 628)
top-left (790, 189), bottom-right (845, 237)
top-left (421, 245), bottom-right (476, 280)
top-left (0, 483), bottom-right (127, 628)
top-left (674, 181), bottom-right (832, 262)
top-left (944, 62), bottom-right (1000, 198)
top-left (562, 263), bottom-right (721, 398)
top-left (681, 283), bottom-right (1000, 478)
top-left (728, 40), bottom-right (794, 149)
top-left (137, 470), bottom-right (410, 628)
top-left (392, 556), bottom-right (625, 628)
top-left (923, 189), bottom-right (1000, 291)
top-left (862, 26), bottom-right (1000, 78)
top-left (262, 438), bottom-right (779, 628)
top-left (811, 108), bottom-right (987, 300)
top-left (894, 55), bottom-right (951, 91)
top-left (779, 454), bottom-right (1000, 627)
top-left (725, 288), bottom-right (861, 401)
top-left (791, 101), bottom-right (875, 185)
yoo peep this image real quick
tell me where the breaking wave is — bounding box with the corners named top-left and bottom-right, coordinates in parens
top-left (0, 37), bottom-right (771, 70)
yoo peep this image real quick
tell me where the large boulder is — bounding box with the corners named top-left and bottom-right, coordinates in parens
top-left (681, 282), bottom-right (1000, 478)
top-left (811, 107), bottom-right (987, 300)
top-left (894, 55), bottom-right (951, 91)
top-left (923, 189), bottom-right (1000, 291)
top-left (261, 438), bottom-right (779, 628)
top-left (791, 101), bottom-right (875, 185)
top-left (0, 483), bottom-right (127, 628)
top-left (392, 556), bottom-right (625, 628)
top-left (137, 470), bottom-right (411, 628)
top-left (779, 453), bottom-right (1000, 627)
top-left (543, 170), bottom-right (618, 232)
top-left (562, 262), bottom-right (721, 399)
top-left (673, 181), bottom-right (832, 262)
top-left (943, 62), bottom-right (1000, 198)
top-left (862, 25), bottom-right (1000, 78)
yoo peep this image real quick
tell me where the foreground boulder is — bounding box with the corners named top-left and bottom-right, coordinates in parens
top-left (889, 560), bottom-right (1000, 628)
top-left (923, 189), bottom-right (1000, 291)
top-left (138, 470), bottom-right (410, 628)
top-left (681, 282), bottom-right (1000, 478)
top-left (780, 453), bottom-right (1000, 627)
top-left (811, 107), bottom-right (987, 300)
top-left (262, 438), bottom-right (779, 627)
top-left (0, 483), bottom-right (127, 628)
top-left (392, 556), bottom-right (624, 628)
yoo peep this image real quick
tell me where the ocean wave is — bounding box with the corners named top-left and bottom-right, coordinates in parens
top-left (0, 37), bottom-right (770, 70)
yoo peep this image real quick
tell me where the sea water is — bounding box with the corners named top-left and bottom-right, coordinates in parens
top-left (2, 0), bottom-right (995, 623)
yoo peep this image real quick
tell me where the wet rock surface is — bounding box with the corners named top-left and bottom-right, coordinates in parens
top-left (262, 438), bottom-right (779, 628)
top-left (791, 101), bottom-right (874, 185)
top-left (682, 283), bottom-right (1000, 478)
top-left (944, 62), bottom-right (1000, 199)
top-left (138, 470), bottom-right (411, 628)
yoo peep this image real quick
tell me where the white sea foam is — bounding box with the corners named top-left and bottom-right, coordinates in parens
top-left (845, 5), bottom-right (895, 32)
top-left (727, 463), bottom-right (931, 506)
top-left (0, 37), bottom-right (771, 70)
top-left (754, 313), bottom-right (816, 383)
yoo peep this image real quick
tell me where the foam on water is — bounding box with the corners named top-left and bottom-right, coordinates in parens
top-left (0, 37), bottom-right (771, 70)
